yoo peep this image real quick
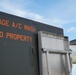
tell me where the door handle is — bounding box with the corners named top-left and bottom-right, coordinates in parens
top-left (29, 47), bottom-right (35, 66)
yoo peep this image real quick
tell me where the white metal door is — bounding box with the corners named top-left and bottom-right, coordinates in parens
top-left (38, 31), bottom-right (72, 75)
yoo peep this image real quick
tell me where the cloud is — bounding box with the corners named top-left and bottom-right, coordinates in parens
top-left (0, 0), bottom-right (76, 28)
top-left (66, 27), bottom-right (76, 33)
top-left (0, 0), bottom-right (64, 27)
top-left (10, 10), bottom-right (66, 27)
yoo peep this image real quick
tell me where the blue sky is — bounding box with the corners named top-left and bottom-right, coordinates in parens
top-left (0, 0), bottom-right (76, 41)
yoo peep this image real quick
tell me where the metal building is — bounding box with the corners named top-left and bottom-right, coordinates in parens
top-left (70, 39), bottom-right (76, 64)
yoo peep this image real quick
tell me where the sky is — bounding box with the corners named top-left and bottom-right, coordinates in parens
top-left (0, 0), bottom-right (76, 41)
top-left (0, 0), bottom-right (76, 75)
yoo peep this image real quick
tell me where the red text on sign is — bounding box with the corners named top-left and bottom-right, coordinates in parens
top-left (12, 22), bottom-right (22, 29)
top-left (0, 31), bottom-right (3, 38)
top-left (6, 32), bottom-right (32, 42)
top-left (0, 19), bottom-right (9, 26)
